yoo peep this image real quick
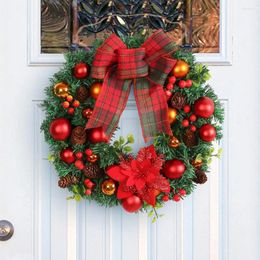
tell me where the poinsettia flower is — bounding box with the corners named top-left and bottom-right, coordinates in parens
top-left (106, 145), bottom-right (170, 206)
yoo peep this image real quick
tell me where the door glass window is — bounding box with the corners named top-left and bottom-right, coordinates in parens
top-left (41, 0), bottom-right (219, 54)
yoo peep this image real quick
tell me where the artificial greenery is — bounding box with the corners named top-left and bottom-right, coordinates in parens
top-left (41, 34), bottom-right (224, 215)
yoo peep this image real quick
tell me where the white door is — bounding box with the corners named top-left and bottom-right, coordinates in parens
top-left (0, 1), bottom-right (260, 260)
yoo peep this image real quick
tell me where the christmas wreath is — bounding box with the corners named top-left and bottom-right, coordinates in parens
top-left (41, 30), bottom-right (224, 219)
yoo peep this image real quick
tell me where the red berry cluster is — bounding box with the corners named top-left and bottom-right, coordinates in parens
top-left (178, 79), bottom-right (192, 89)
top-left (73, 148), bottom-right (96, 170)
top-left (62, 95), bottom-right (80, 115)
top-left (164, 61), bottom-right (192, 100)
top-left (161, 189), bottom-right (187, 202)
top-left (182, 105), bottom-right (197, 132)
top-left (166, 76), bottom-right (176, 90)
top-left (74, 151), bottom-right (84, 169)
top-left (84, 179), bottom-right (95, 195)
top-left (172, 189), bottom-right (187, 202)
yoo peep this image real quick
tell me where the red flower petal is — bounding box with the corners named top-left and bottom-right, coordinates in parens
top-left (134, 178), bottom-right (146, 191)
top-left (141, 189), bottom-right (157, 206)
top-left (106, 165), bottom-right (126, 182)
top-left (126, 176), bottom-right (135, 187)
top-left (117, 183), bottom-right (133, 199)
top-left (146, 145), bottom-right (157, 158)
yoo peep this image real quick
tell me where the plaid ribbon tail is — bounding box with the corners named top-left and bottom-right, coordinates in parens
top-left (134, 79), bottom-right (172, 142)
top-left (85, 68), bottom-right (132, 139)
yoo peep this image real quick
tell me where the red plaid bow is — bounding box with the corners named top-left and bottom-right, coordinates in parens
top-left (86, 30), bottom-right (177, 142)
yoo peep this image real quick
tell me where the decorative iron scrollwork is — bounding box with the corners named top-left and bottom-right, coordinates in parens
top-left (77, 0), bottom-right (184, 36)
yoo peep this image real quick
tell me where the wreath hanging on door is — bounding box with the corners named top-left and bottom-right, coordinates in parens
top-left (41, 30), bottom-right (224, 220)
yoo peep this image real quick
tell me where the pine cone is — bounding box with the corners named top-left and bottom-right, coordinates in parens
top-left (75, 86), bottom-right (89, 103)
top-left (193, 169), bottom-right (207, 184)
top-left (183, 129), bottom-right (198, 147)
top-left (83, 164), bottom-right (104, 179)
top-left (58, 174), bottom-right (79, 188)
top-left (71, 126), bottom-right (87, 145)
top-left (170, 92), bottom-right (186, 110)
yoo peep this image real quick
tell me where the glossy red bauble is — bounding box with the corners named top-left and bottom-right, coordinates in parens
top-left (74, 160), bottom-right (84, 170)
top-left (49, 118), bottom-right (71, 141)
top-left (179, 189), bottom-right (187, 196)
top-left (73, 63), bottom-right (89, 79)
top-left (162, 159), bottom-right (186, 179)
top-left (173, 194), bottom-right (181, 202)
top-left (194, 97), bottom-right (215, 118)
top-left (199, 124), bottom-right (216, 142)
top-left (122, 195), bottom-right (143, 213)
top-left (60, 148), bottom-right (75, 164)
top-left (88, 127), bottom-right (108, 143)
top-left (183, 105), bottom-right (191, 113)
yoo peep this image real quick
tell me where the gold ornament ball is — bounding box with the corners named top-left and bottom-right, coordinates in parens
top-left (54, 82), bottom-right (69, 98)
top-left (168, 108), bottom-right (178, 124)
top-left (90, 82), bottom-right (102, 99)
top-left (87, 154), bottom-right (99, 163)
top-left (172, 60), bottom-right (189, 78)
top-left (169, 136), bottom-right (180, 148)
top-left (82, 108), bottom-right (93, 119)
top-left (101, 179), bottom-right (116, 196)
top-left (191, 159), bottom-right (203, 169)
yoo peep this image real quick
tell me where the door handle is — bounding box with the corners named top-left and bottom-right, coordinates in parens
top-left (0, 220), bottom-right (14, 241)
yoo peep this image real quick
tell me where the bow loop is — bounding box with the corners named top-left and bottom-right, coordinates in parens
top-left (91, 34), bottom-right (126, 79)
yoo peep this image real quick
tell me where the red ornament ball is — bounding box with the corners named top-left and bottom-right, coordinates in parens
top-left (122, 195), bottom-right (143, 213)
top-left (166, 83), bottom-right (174, 90)
top-left (74, 160), bottom-right (84, 170)
top-left (73, 63), bottom-right (89, 79)
top-left (183, 105), bottom-right (191, 113)
top-left (178, 80), bottom-right (186, 88)
top-left (182, 119), bottom-right (189, 127)
top-left (62, 101), bottom-right (70, 109)
top-left (162, 195), bottom-right (169, 202)
top-left (189, 114), bottom-right (197, 122)
top-left (168, 76), bottom-right (176, 84)
top-left (165, 90), bottom-right (172, 100)
top-left (190, 125), bottom-right (197, 132)
top-left (60, 148), bottom-right (75, 164)
top-left (179, 189), bottom-right (187, 196)
top-left (49, 118), bottom-right (71, 141)
top-left (67, 107), bottom-right (75, 115)
top-left (85, 189), bottom-right (92, 196)
top-left (82, 108), bottom-right (93, 119)
top-left (88, 127), bottom-right (108, 143)
top-left (66, 95), bottom-right (73, 102)
top-left (84, 179), bottom-right (94, 189)
top-left (194, 97), bottom-right (215, 118)
top-left (75, 151), bottom-right (83, 159)
top-left (199, 124), bottom-right (216, 142)
top-left (162, 159), bottom-right (186, 179)
top-left (173, 194), bottom-right (181, 202)
top-left (72, 100), bottom-right (80, 108)
top-left (85, 148), bottom-right (93, 156)
top-left (186, 79), bottom-right (192, 87)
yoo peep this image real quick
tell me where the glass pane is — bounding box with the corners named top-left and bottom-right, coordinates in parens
top-left (41, 0), bottom-right (219, 54)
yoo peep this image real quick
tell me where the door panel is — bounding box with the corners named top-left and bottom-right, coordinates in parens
top-left (30, 98), bottom-right (228, 260)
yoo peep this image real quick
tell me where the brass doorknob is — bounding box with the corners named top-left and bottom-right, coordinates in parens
top-left (0, 220), bottom-right (14, 241)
